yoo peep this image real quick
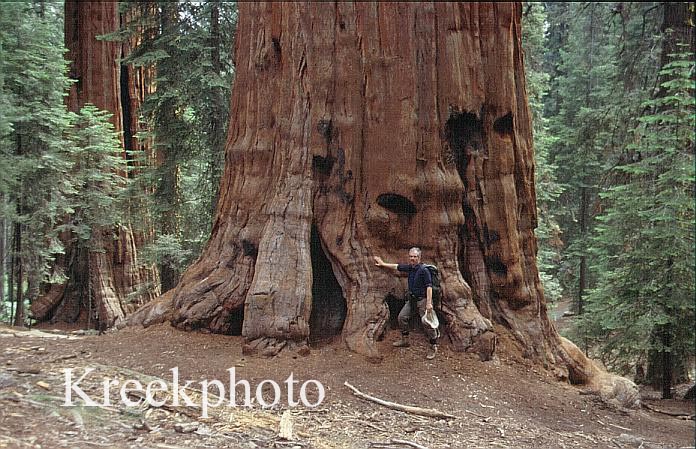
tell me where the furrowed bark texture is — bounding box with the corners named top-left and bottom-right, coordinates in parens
top-left (31, 1), bottom-right (160, 329)
top-left (153, 2), bottom-right (573, 372)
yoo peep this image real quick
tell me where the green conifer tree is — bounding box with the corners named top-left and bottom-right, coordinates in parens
top-left (577, 52), bottom-right (694, 394)
top-left (0, 4), bottom-right (130, 324)
top-left (522, 3), bottom-right (564, 304)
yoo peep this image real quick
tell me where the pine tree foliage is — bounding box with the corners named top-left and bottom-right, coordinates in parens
top-left (576, 51), bottom-right (695, 376)
top-left (545, 3), bottom-right (665, 314)
top-left (546, 3), bottom-right (619, 310)
top-left (522, 3), bottom-right (563, 303)
top-left (63, 105), bottom-right (129, 247)
top-left (0, 2), bottom-right (75, 311)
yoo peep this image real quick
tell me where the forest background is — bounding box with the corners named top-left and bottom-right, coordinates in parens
top-left (0, 1), bottom-right (693, 399)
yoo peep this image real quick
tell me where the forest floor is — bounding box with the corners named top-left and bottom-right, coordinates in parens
top-left (0, 322), bottom-right (693, 449)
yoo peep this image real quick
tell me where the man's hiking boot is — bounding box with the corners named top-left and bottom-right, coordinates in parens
top-left (392, 336), bottom-right (410, 348)
top-left (426, 344), bottom-right (438, 360)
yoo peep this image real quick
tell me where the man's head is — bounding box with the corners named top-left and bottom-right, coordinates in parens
top-left (408, 247), bottom-right (422, 266)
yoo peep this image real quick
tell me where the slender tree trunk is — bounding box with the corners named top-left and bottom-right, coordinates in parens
top-left (155, 1), bottom-right (183, 293)
top-left (660, 325), bottom-right (672, 399)
top-left (576, 7), bottom-right (595, 317)
top-left (208, 0), bottom-right (224, 214)
top-left (25, 255), bottom-right (40, 314)
top-left (0, 198), bottom-right (5, 318)
top-left (12, 220), bottom-right (23, 327)
top-left (578, 187), bottom-right (587, 315)
top-left (7, 232), bottom-right (14, 325)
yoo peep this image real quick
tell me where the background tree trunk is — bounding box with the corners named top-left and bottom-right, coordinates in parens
top-left (0, 197), bottom-right (5, 319)
top-left (154, 1), bottom-right (183, 293)
top-left (131, 3), bottom-right (632, 393)
top-left (12, 220), bottom-right (22, 326)
top-left (207, 0), bottom-right (225, 215)
top-left (31, 0), bottom-right (160, 329)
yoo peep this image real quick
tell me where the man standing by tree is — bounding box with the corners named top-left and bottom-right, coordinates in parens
top-left (374, 248), bottom-right (439, 360)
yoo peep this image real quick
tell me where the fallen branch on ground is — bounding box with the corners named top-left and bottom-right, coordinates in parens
top-left (391, 438), bottom-right (431, 449)
top-left (51, 353), bottom-right (79, 362)
top-left (606, 422), bottom-right (631, 431)
top-left (344, 382), bottom-right (456, 419)
top-left (642, 402), bottom-right (695, 419)
top-left (464, 409), bottom-right (490, 420)
top-left (370, 439), bottom-right (430, 449)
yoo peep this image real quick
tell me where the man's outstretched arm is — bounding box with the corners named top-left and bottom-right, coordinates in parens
top-left (373, 256), bottom-right (399, 270)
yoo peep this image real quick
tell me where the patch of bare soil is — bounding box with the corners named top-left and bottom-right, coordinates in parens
top-left (0, 324), bottom-right (693, 449)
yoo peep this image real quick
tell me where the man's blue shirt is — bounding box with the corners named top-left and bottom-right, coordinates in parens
top-left (397, 263), bottom-right (432, 298)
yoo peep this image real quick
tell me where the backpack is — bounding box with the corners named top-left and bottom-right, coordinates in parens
top-left (422, 264), bottom-right (442, 308)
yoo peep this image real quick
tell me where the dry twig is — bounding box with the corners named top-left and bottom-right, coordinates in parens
top-left (391, 438), bottom-right (431, 449)
top-left (344, 382), bottom-right (456, 420)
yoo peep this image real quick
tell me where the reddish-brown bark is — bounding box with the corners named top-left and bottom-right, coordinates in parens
top-left (130, 3), bottom-right (632, 398)
top-left (31, 1), bottom-right (159, 329)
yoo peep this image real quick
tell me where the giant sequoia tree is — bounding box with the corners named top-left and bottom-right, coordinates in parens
top-left (132, 3), bottom-right (634, 396)
top-left (31, 1), bottom-right (160, 328)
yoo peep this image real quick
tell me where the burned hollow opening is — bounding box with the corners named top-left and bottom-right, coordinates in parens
top-left (309, 224), bottom-right (346, 344)
top-left (447, 111), bottom-right (486, 293)
top-left (376, 193), bottom-right (417, 215)
top-left (445, 110), bottom-right (485, 178)
top-left (227, 307), bottom-right (244, 336)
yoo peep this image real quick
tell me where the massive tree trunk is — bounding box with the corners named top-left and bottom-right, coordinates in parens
top-left (31, 1), bottom-right (160, 329)
top-left (131, 3), bottom-right (636, 400)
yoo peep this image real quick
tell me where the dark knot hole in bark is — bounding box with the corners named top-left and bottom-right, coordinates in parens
top-left (493, 112), bottom-right (513, 137)
top-left (376, 193), bottom-right (417, 215)
top-left (486, 256), bottom-right (508, 276)
top-left (241, 239), bottom-right (258, 257)
top-left (309, 224), bottom-right (346, 344)
top-left (271, 37), bottom-right (281, 56)
top-left (312, 155), bottom-right (335, 176)
top-left (445, 110), bottom-right (485, 177)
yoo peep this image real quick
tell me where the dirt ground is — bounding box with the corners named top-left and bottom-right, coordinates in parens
top-left (0, 323), bottom-right (693, 449)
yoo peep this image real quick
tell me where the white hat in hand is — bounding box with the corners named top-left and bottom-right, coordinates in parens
top-left (421, 309), bottom-right (439, 329)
